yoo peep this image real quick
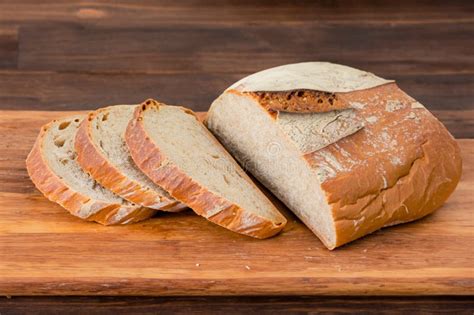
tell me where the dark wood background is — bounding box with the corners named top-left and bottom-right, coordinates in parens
top-left (1, 0), bottom-right (473, 138)
top-left (0, 0), bottom-right (473, 313)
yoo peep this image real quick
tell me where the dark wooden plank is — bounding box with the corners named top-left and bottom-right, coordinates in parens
top-left (0, 28), bottom-right (18, 69)
top-left (395, 74), bottom-right (474, 111)
top-left (17, 22), bottom-right (474, 75)
top-left (435, 110), bottom-right (474, 139)
top-left (0, 296), bottom-right (473, 315)
top-left (0, 71), bottom-right (239, 112)
top-left (1, 0), bottom-right (473, 28)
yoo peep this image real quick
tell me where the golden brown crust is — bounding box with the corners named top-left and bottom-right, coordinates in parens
top-left (248, 90), bottom-right (349, 114)
top-left (26, 119), bottom-right (154, 225)
top-left (75, 107), bottom-right (184, 212)
top-left (304, 83), bottom-right (462, 248)
top-left (125, 99), bottom-right (286, 239)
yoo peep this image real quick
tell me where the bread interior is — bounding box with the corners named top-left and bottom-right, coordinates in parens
top-left (207, 93), bottom-right (337, 246)
top-left (90, 105), bottom-right (173, 201)
top-left (43, 116), bottom-right (126, 204)
top-left (142, 105), bottom-right (284, 223)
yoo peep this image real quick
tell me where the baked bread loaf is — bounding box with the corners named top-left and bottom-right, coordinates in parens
top-left (26, 115), bottom-right (155, 225)
top-left (126, 99), bottom-right (287, 238)
top-left (75, 105), bottom-right (185, 212)
top-left (206, 62), bottom-right (462, 249)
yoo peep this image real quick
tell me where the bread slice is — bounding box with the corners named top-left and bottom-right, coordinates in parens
top-left (125, 99), bottom-right (287, 239)
top-left (26, 115), bottom-right (155, 225)
top-left (75, 105), bottom-right (185, 212)
top-left (206, 62), bottom-right (462, 249)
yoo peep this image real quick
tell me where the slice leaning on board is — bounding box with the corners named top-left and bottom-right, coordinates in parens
top-left (206, 62), bottom-right (462, 249)
top-left (26, 61), bottom-right (462, 248)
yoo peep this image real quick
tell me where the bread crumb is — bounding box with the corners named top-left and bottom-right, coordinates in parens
top-left (245, 265), bottom-right (251, 270)
top-left (195, 263), bottom-right (200, 267)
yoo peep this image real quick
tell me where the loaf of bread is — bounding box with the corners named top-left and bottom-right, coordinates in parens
top-left (26, 116), bottom-right (155, 225)
top-left (126, 99), bottom-right (287, 238)
top-left (75, 105), bottom-right (186, 212)
top-left (206, 62), bottom-right (462, 249)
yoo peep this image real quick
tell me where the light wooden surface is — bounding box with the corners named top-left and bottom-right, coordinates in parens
top-left (0, 110), bottom-right (473, 296)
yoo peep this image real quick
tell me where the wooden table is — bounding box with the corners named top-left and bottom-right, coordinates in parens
top-left (0, 1), bottom-right (473, 313)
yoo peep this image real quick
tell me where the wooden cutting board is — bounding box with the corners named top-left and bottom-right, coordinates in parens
top-left (0, 110), bottom-right (472, 296)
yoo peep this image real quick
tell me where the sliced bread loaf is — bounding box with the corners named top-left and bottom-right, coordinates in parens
top-left (125, 99), bottom-right (287, 238)
top-left (75, 105), bottom-right (185, 212)
top-left (26, 115), bottom-right (155, 225)
top-left (206, 62), bottom-right (462, 249)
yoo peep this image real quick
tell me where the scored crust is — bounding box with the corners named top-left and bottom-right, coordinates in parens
top-left (26, 118), bottom-right (154, 225)
top-left (75, 106), bottom-right (185, 212)
top-left (125, 99), bottom-right (286, 239)
top-left (232, 61), bottom-right (392, 115)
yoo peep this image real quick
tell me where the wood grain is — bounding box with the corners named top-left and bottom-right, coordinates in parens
top-left (1, 0), bottom-right (473, 27)
top-left (1, 296), bottom-right (474, 315)
top-left (16, 23), bottom-right (472, 75)
top-left (0, 1), bottom-right (472, 131)
top-left (0, 1), bottom-right (473, 311)
top-left (0, 110), bottom-right (472, 296)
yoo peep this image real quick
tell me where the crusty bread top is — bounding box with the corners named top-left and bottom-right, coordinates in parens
top-left (229, 63), bottom-right (393, 114)
top-left (229, 62), bottom-right (393, 94)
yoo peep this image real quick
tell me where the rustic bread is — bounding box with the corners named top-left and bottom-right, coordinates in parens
top-left (75, 105), bottom-right (185, 211)
top-left (26, 115), bottom-right (155, 225)
top-left (206, 62), bottom-right (462, 249)
top-left (126, 99), bottom-right (287, 238)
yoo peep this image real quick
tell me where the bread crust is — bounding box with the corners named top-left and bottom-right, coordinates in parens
top-left (75, 107), bottom-right (185, 212)
top-left (242, 83), bottom-right (462, 249)
top-left (209, 73), bottom-right (461, 249)
top-left (305, 83), bottom-right (462, 248)
top-left (125, 99), bottom-right (286, 239)
top-left (26, 119), bottom-right (154, 225)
